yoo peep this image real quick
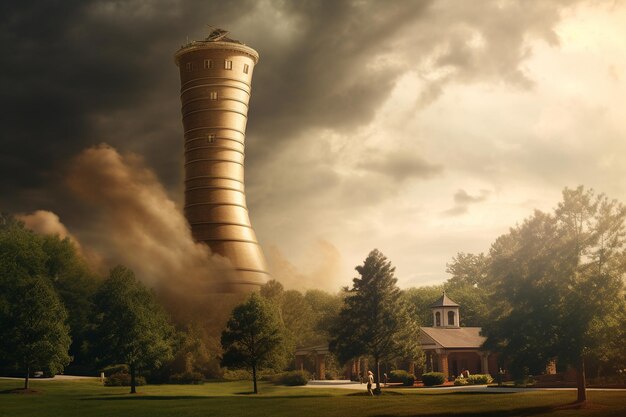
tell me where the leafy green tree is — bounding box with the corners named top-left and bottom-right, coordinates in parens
top-left (304, 289), bottom-right (342, 343)
top-left (40, 235), bottom-right (99, 370)
top-left (259, 279), bottom-right (285, 306)
top-left (402, 285), bottom-right (444, 326)
top-left (482, 186), bottom-right (626, 404)
top-left (0, 214), bottom-right (72, 386)
top-left (0, 276), bottom-right (71, 389)
top-left (92, 266), bottom-right (174, 394)
top-left (446, 252), bottom-right (489, 288)
top-left (329, 249), bottom-right (423, 391)
top-left (0, 213), bottom-right (100, 374)
top-left (442, 253), bottom-right (490, 327)
top-left (221, 293), bottom-right (284, 394)
top-left (0, 213), bottom-right (47, 283)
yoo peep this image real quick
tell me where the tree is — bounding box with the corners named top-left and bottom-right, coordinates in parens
top-left (329, 249), bottom-right (423, 392)
top-left (0, 276), bottom-right (71, 389)
top-left (0, 213), bottom-right (100, 375)
top-left (482, 186), bottom-right (626, 404)
top-left (0, 214), bottom-right (72, 387)
top-left (402, 285), bottom-right (444, 327)
top-left (40, 235), bottom-right (99, 371)
top-left (221, 293), bottom-right (284, 394)
top-left (304, 289), bottom-right (342, 343)
top-left (444, 253), bottom-right (490, 327)
top-left (92, 266), bottom-right (174, 394)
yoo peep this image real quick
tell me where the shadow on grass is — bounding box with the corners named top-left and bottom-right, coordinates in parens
top-left (0, 388), bottom-right (41, 395)
top-left (347, 391), bottom-right (404, 396)
top-left (372, 404), bottom-right (556, 417)
top-left (80, 394), bottom-right (334, 401)
top-left (416, 391), bottom-right (514, 396)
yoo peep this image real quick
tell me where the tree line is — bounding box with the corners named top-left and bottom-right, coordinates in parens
top-left (1, 186), bottom-right (625, 403)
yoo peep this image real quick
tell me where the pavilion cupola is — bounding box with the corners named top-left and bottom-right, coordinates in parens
top-left (430, 292), bottom-right (460, 328)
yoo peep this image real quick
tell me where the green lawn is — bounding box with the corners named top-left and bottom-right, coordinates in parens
top-left (1, 378), bottom-right (625, 417)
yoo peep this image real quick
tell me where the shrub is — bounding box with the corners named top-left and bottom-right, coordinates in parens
top-left (222, 369), bottom-right (251, 380)
top-left (101, 364), bottom-right (129, 377)
top-left (466, 374), bottom-right (493, 385)
top-left (170, 371), bottom-right (204, 385)
top-left (274, 370), bottom-right (310, 386)
top-left (104, 372), bottom-right (146, 387)
top-left (454, 377), bottom-right (469, 386)
top-left (389, 370), bottom-right (415, 386)
top-left (421, 372), bottom-right (446, 386)
top-left (325, 370), bottom-right (338, 380)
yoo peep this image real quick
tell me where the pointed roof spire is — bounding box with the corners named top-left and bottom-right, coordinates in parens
top-left (430, 291), bottom-right (460, 308)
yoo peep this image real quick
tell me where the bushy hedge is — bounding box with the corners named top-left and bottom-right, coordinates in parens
top-left (421, 372), bottom-right (446, 386)
top-left (454, 374), bottom-right (493, 385)
top-left (170, 371), bottom-right (204, 385)
top-left (222, 369), bottom-right (251, 380)
top-left (104, 372), bottom-right (146, 387)
top-left (467, 374), bottom-right (493, 384)
top-left (101, 364), bottom-right (129, 376)
top-left (272, 370), bottom-right (310, 386)
top-left (453, 377), bottom-right (469, 386)
top-left (389, 370), bottom-right (415, 386)
top-left (325, 370), bottom-right (338, 380)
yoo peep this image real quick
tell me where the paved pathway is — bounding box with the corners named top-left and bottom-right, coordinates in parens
top-left (0, 375), bottom-right (99, 381)
top-left (301, 380), bottom-right (626, 392)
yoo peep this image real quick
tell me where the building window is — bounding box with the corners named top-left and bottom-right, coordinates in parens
top-left (448, 311), bottom-right (455, 326)
top-left (204, 59), bottom-right (213, 69)
top-left (435, 312), bottom-right (441, 327)
top-left (225, 60), bottom-right (232, 70)
top-left (206, 134), bottom-right (216, 144)
top-left (243, 64), bottom-right (249, 74)
top-left (209, 91), bottom-right (218, 100)
top-left (185, 62), bottom-right (193, 71)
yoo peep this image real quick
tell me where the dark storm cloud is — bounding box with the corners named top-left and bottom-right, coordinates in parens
top-left (1, 0), bottom-right (580, 234)
top-left (0, 0), bottom-right (255, 212)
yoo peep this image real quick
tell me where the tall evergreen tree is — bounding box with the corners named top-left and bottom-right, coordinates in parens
top-left (329, 249), bottom-right (422, 391)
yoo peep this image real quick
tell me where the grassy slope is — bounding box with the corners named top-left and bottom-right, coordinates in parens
top-left (1, 379), bottom-right (625, 417)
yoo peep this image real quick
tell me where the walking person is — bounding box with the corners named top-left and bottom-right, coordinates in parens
top-left (367, 370), bottom-right (374, 396)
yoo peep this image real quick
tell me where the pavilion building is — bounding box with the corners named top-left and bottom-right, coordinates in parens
top-left (418, 293), bottom-right (497, 378)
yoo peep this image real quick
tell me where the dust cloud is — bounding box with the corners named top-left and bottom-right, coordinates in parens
top-left (266, 239), bottom-right (346, 292)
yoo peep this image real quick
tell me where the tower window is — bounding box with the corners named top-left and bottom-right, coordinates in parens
top-left (204, 59), bottom-right (213, 69)
top-left (435, 312), bottom-right (441, 327)
top-left (209, 91), bottom-right (218, 100)
top-left (206, 134), bottom-right (216, 144)
top-left (448, 311), bottom-right (455, 326)
top-left (243, 64), bottom-right (249, 74)
top-left (225, 60), bottom-right (232, 70)
top-left (185, 62), bottom-right (193, 71)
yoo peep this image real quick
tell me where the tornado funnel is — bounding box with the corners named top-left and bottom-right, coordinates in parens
top-left (174, 29), bottom-right (269, 292)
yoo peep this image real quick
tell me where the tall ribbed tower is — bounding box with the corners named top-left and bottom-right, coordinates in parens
top-left (174, 29), bottom-right (269, 292)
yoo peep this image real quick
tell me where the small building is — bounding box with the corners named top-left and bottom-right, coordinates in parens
top-left (294, 293), bottom-right (498, 381)
top-left (294, 344), bottom-right (329, 380)
top-left (418, 293), bottom-right (497, 379)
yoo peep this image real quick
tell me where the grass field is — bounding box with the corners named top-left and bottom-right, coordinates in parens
top-left (1, 378), bottom-right (625, 417)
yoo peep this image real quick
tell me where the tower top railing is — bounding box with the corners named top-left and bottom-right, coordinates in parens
top-left (174, 28), bottom-right (259, 66)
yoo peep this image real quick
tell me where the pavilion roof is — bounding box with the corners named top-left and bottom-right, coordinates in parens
top-left (420, 327), bottom-right (485, 349)
top-left (430, 292), bottom-right (460, 308)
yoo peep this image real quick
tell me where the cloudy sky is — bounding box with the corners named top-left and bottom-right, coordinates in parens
top-left (2, 0), bottom-right (625, 291)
